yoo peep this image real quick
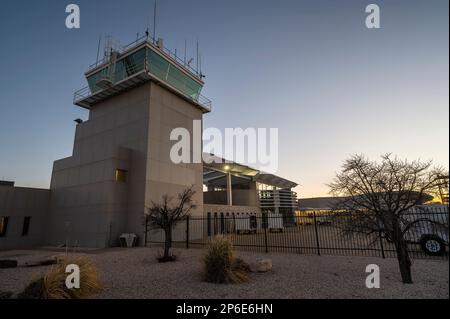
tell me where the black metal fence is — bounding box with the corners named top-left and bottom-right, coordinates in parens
top-left (146, 206), bottom-right (449, 260)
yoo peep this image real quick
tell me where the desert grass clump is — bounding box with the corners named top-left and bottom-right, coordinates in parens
top-left (17, 256), bottom-right (102, 299)
top-left (203, 235), bottom-right (250, 284)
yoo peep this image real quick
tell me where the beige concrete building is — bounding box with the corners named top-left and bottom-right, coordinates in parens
top-left (0, 182), bottom-right (50, 250)
top-left (0, 35), bottom-right (297, 250)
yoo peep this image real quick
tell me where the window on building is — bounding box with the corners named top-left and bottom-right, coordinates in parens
top-left (115, 169), bottom-right (128, 183)
top-left (22, 217), bottom-right (31, 237)
top-left (0, 216), bottom-right (10, 237)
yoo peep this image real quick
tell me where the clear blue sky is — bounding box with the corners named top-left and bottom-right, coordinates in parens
top-left (0, 0), bottom-right (448, 197)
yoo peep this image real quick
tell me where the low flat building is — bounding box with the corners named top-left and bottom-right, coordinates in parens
top-left (298, 194), bottom-right (438, 213)
top-left (0, 182), bottom-right (50, 250)
top-left (298, 197), bottom-right (341, 212)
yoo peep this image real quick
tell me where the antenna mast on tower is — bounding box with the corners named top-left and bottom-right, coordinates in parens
top-left (196, 39), bottom-right (199, 73)
top-left (184, 39), bottom-right (187, 66)
top-left (96, 36), bottom-right (102, 66)
top-left (153, 0), bottom-right (157, 42)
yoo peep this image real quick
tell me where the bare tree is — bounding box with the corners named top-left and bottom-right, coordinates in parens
top-left (144, 186), bottom-right (196, 262)
top-left (328, 154), bottom-right (447, 283)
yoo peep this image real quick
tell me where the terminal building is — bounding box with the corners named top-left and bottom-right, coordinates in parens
top-left (0, 35), bottom-right (297, 250)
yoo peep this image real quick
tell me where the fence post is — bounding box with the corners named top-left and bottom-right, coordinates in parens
top-left (214, 215), bottom-right (218, 235)
top-left (186, 215), bottom-right (190, 249)
top-left (313, 211), bottom-right (321, 256)
top-left (378, 229), bottom-right (386, 259)
top-left (232, 215), bottom-right (236, 234)
top-left (264, 216), bottom-right (269, 254)
top-left (144, 216), bottom-right (148, 247)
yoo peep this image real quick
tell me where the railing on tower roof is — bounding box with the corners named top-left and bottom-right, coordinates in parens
top-left (74, 34), bottom-right (211, 112)
top-left (86, 34), bottom-right (203, 80)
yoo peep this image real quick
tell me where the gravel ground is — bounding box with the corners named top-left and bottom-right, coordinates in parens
top-left (0, 247), bottom-right (448, 299)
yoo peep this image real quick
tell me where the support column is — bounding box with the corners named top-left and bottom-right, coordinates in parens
top-left (274, 189), bottom-right (280, 214)
top-left (226, 172), bottom-right (233, 206)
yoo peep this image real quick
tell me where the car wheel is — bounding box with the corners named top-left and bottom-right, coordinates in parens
top-left (420, 235), bottom-right (446, 256)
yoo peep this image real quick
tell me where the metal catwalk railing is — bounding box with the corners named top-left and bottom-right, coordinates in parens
top-left (74, 52), bottom-right (212, 111)
top-left (87, 34), bottom-right (203, 79)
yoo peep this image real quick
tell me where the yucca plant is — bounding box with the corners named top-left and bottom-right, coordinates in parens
top-left (18, 256), bottom-right (102, 299)
top-left (203, 235), bottom-right (250, 284)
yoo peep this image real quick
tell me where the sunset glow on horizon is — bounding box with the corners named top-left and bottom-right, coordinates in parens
top-left (0, 0), bottom-right (448, 198)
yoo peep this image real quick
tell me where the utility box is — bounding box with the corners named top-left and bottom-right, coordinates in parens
top-left (235, 215), bottom-right (257, 234)
top-left (119, 233), bottom-right (137, 247)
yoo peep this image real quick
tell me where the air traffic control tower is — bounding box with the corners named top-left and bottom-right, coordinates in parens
top-left (47, 36), bottom-right (211, 248)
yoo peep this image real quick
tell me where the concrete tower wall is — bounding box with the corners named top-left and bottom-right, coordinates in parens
top-left (47, 83), bottom-right (150, 247)
top-left (47, 82), bottom-right (204, 248)
top-left (144, 83), bottom-right (204, 213)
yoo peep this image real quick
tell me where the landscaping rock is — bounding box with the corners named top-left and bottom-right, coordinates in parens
top-left (0, 260), bottom-right (18, 269)
top-left (233, 258), bottom-right (251, 273)
top-left (23, 258), bottom-right (58, 268)
top-left (256, 258), bottom-right (272, 272)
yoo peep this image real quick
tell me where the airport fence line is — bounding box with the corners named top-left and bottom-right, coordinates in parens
top-left (145, 206), bottom-right (449, 260)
